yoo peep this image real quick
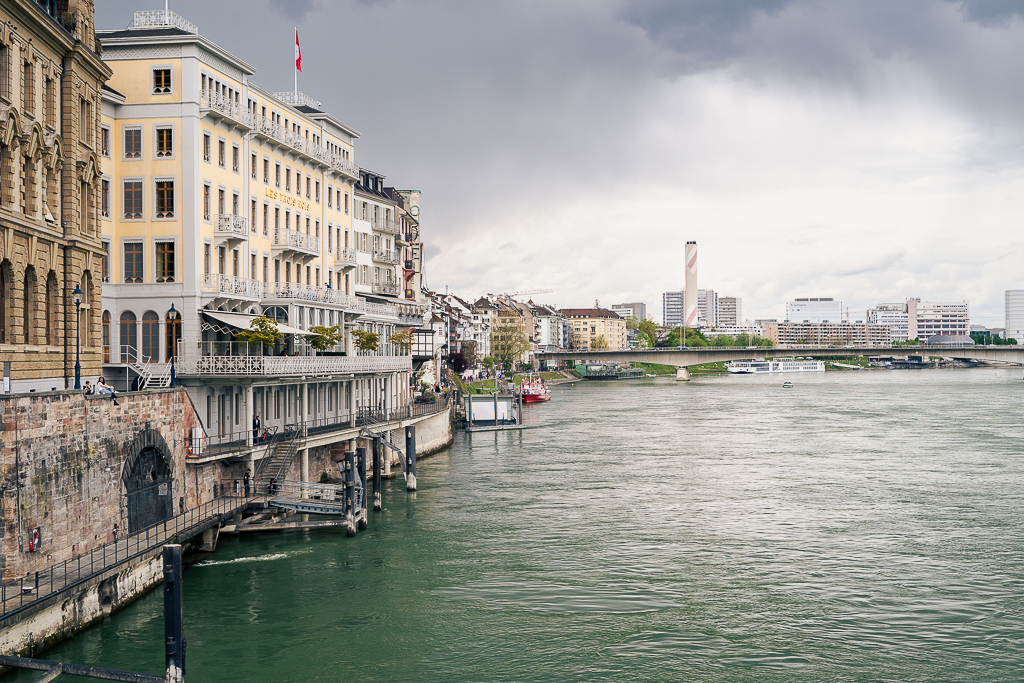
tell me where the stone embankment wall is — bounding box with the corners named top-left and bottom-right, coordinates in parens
top-left (0, 388), bottom-right (197, 581)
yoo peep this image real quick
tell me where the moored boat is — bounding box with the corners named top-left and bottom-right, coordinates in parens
top-left (521, 378), bottom-right (551, 403)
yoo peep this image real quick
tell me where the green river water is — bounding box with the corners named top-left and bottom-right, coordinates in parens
top-left (14, 368), bottom-right (1024, 682)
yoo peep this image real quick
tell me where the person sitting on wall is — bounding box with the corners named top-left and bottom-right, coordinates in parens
top-left (96, 377), bottom-right (119, 406)
top-left (83, 381), bottom-right (94, 395)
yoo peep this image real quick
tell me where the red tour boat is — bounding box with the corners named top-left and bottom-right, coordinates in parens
top-left (521, 377), bottom-right (551, 403)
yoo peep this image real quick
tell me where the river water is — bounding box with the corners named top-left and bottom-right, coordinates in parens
top-left (22, 369), bottom-right (1024, 682)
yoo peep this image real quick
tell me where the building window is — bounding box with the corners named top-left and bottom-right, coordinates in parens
top-left (263, 256), bottom-right (269, 282)
top-left (285, 168), bottom-right (291, 191)
top-left (295, 171), bottom-right (301, 196)
top-left (218, 247), bottom-right (225, 274)
top-left (218, 139), bottom-right (226, 168)
top-left (100, 126), bottom-right (110, 157)
top-left (344, 192), bottom-right (349, 214)
top-left (156, 242), bottom-right (175, 282)
top-left (120, 311), bottom-right (138, 362)
top-left (327, 185), bottom-right (333, 208)
top-left (100, 179), bottom-right (110, 218)
top-left (155, 180), bottom-right (174, 218)
top-left (251, 253), bottom-right (256, 280)
top-left (204, 243), bottom-right (211, 275)
top-left (306, 177), bottom-right (311, 199)
top-left (203, 133), bottom-right (211, 162)
top-left (124, 127), bottom-right (141, 159)
top-left (100, 241), bottom-right (110, 282)
top-left (264, 158), bottom-right (270, 184)
top-left (141, 311), bottom-right (159, 361)
top-left (124, 242), bottom-right (143, 283)
top-left (251, 153), bottom-right (257, 179)
top-left (203, 184), bottom-right (211, 221)
top-left (102, 311), bottom-right (110, 362)
top-left (218, 188), bottom-right (225, 215)
top-left (232, 145), bottom-right (239, 172)
top-left (251, 199), bottom-right (257, 233)
top-left (156, 126), bottom-right (173, 157)
top-left (263, 204), bottom-right (269, 236)
top-left (275, 163), bottom-right (281, 187)
top-left (152, 68), bottom-right (171, 94)
top-left (123, 180), bottom-right (142, 219)
top-left (232, 249), bottom-right (239, 277)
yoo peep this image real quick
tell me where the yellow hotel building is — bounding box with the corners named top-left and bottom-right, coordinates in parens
top-left (95, 10), bottom-right (427, 455)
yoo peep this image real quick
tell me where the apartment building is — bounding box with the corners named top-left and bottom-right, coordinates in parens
top-left (866, 299), bottom-right (970, 341)
top-left (561, 308), bottom-right (628, 350)
top-left (786, 298), bottom-right (843, 324)
top-left (96, 10), bottom-right (427, 441)
top-left (763, 322), bottom-right (891, 347)
top-left (0, 0), bottom-right (111, 391)
top-left (717, 297), bottom-right (742, 327)
top-left (663, 290), bottom-right (716, 328)
top-left (612, 302), bottom-right (646, 322)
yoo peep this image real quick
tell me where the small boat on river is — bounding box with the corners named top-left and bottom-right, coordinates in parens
top-left (521, 378), bottom-right (551, 403)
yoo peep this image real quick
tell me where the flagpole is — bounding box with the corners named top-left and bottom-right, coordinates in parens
top-left (294, 26), bottom-right (298, 93)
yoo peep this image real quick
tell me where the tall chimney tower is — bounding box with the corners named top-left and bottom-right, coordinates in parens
top-left (684, 241), bottom-right (698, 329)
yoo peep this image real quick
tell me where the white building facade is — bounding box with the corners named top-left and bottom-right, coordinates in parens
top-left (786, 298), bottom-right (843, 324)
top-left (1006, 290), bottom-right (1024, 341)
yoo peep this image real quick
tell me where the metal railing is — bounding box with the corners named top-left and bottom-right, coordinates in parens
top-left (335, 248), bottom-right (357, 267)
top-left (373, 249), bottom-right (400, 264)
top-left (267, 282), bottom-right (359, 308)
top-left (273, 227), bottom-right (320, 254)
top-left (253, 116), bottom-right (360, 179)
top-left (192, 426), bottom-right (280, 459)
top-left (177, 353), bottom-right (412, 376)
top-left (216, 213), bottom-right (248, 235)
top-left (372, 282), bottom-right (399, 296)
top-left (201, 273), bottom-right (263, 299)
top-left (0, 494), bottom-right (247, 621)
top-left (132, 9), bottom-right (198, 33)
top-left (201, 89), bottom-right (254, 128)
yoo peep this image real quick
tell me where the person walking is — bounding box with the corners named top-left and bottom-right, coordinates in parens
top-left (252, 413), bottom-right (261, 443)
top-left (243, 468), bottom-right (251, 497)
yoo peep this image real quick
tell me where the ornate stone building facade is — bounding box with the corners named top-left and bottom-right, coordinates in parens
top-left (0, 0), bottom-right (110, 391)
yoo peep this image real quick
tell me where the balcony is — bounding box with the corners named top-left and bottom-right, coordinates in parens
top-left (372, 282), bottom-right (399, 296)
top-left (177, 352), bottom-right (412, 377)
top-left (335, 248), bottom-right (357, 269)
top-left (396, 303), bottom-right (427, 326)
top-left (372, 249), bottom-right (400, 265)
top-left (265, 282), bottom-right (359, 308)
top-left (399, 232), bottom-right (419, 244)
top-left (356, 216), bottom-right (401, 235)
top-left (404, 260), bottom-right (415, 271)
top-left (252, 116), bottom-right (360, 181)
top-left (272, 227), bottom-right (320, 258)
top-left (201, 274), bottom-right (263, 300)
top-left (201, 89), bottom-right (255, 131)
top-left (214, 214), bottom-right (248, 246)
top-left (132, 9), bottom-right (198, 33)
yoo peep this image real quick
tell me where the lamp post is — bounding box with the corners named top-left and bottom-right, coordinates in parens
top-left (72, 284), bottom-right (82, 390)
top-left (168, 303), bottom-right (178, 388)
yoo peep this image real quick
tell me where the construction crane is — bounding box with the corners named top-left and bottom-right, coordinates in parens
top-left (494, 288), bottom-right (554, 299)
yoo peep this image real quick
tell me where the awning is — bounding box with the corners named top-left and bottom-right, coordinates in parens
top-left (202, 311), bottom-right (315, 336)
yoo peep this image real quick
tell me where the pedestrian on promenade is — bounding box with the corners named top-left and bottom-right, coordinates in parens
top-left (252, 413), bottom-right (261, 443)
top-left (96, 377), bottom-right (119, 405)
top-left (243, 468), bottom-right (251, 497)
top-left (113, 523), bottom-right (118, 543)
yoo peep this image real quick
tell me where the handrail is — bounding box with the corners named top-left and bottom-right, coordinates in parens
top-left (200, 273), bottom-right (263, 299)
top-left (176, 354), bottom-right (412, 377)
top-left (0, 494), bottom-right (247, 621)
top-left (216, 214), bottom-right (248, 235)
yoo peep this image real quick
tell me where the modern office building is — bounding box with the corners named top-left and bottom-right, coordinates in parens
top-left (763, 322), bottom-right (891, 347)
top-left (663, 289), bottom-right (716, 328)
top-left (612, 302), bottom-right (646, 322)
top-left (867, 304), bottom-right (910, 342)
top-left (0, 0), bottom-right (112, 391)
top-left (717, 297), bottom-right (742, 327)
top-left (785, 298), bottom-right (843, 324)
top-left (96, 10), bottom-right (428, 443)
top-left (1006, 290), bottom-right (1024, 341)
top-left (865, 299), bottom-right (970, 341)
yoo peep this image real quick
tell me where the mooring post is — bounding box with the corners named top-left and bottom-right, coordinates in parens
top-left (356, 446), bottom-right (368, 530)
top-left (405, 425), bottom-right (417, 491)
top-left (163, 544), bottom-right (185, 683)
top-left (344, 448), bottom-right (356, 536)
top-left (372, 437), bottom-right (382, 511)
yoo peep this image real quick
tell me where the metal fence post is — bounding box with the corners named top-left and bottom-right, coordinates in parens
top-left (163, 544), bottom-right (185, 683)
top-left (406, 425), bottom-right (417, 491)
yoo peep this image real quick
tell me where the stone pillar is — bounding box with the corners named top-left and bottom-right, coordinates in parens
top-left (675, 367), bottom-right (691, 381)
top-left (300, 447), bottom-right (309, 499)
top-left (302, 382), bottom-right (310, 423)
top-left (384, 429), bottom-right (392, 477)
top-left (244, 384), bottom-right (254, 446)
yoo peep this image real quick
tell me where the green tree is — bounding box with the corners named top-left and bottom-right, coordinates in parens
top-left (234, 316), bottom-right (283, 350)
top-left (307, 324), bottom-right (344, 352)
top-left (637, 318), bottom-right (658, 348)
top-left (591, 335), bottom-right (609, 350)
top-left (490, 310), bottom-right (530, 370)
top-left (389, 329), bottom-right (414, 354)
top-left (352, 329), bottom-right (379, 353)
top-left (626, 316), bottom-right (640, 331)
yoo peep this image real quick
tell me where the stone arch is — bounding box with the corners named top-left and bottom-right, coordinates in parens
top-left (121, 428), bottom-right (175, 534)
top-left (45, 270), bottom-right (58, 345)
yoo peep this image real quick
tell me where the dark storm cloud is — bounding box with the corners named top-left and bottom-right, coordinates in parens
top-left (953, 0), bottom-right (1024, 26)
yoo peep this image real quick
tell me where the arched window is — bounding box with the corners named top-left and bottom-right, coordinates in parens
top-left (262, 306), bottom-right (288, 324)
top-left (119, 311), bottom-right (137, 362)
top-left (102, 311), bottom-right (111, 362)
top-left (23, 266), bottom-right (36, 344)
top-left (45, 272), bottom-right (57, 346)
top-left (80, 272), bottom-right (94, 347)
top-left (0, 262), bottom-right (7, 344)
top-left (165, 310), bottom-right (181, 361)
top-left (141, 311), bottom-right (159, 362)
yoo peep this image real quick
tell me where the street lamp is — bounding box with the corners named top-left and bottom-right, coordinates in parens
top-left (168, 303), bottom-right (178, 388)
top-left (72, 284), bottom-right (82, 390)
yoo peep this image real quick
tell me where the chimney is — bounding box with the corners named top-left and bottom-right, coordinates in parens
top-left (684, 241), bottom-right (698, 328)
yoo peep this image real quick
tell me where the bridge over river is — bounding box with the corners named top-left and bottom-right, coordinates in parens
top-left (537, 346), bottom-right (1024, 368)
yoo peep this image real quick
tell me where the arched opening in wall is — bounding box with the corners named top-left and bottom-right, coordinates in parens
top-left (123, 445), bottom-right (173, 534)
top-left (45, 271), bottom-right (57, 346)
top-left (0, 261), bottom-right (9, 344)
top-left (119, 310), bottom-right (137, 362)
top-left (23, 266), bottom-right (36, 344)
top-left (81, 271), bottom-right (93, 347)
top-left (141, 311), bottom-right (159, 362)
top-left (102, 310), bottom-right (110, 362)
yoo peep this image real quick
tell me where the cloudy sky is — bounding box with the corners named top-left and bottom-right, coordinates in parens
top-left (100, 0), bottom-right (1024, 324)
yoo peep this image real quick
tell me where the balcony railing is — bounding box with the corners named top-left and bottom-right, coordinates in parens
top-left (132, 9), bottom-right (198, 33)
top-left (267, 282), bottom-right (358, 308)
top-left (177, 353), bottom-right (412, 377)
top-left (401, 233), bottom-right (418, 243)
top-left (201, 274), bottom-right (263, 299)
top-left (335, 248), bottom-right (357, 267)
top-left (201, 89), bottom-right (255, 129)
top-left (273, 227), bottom-right (320, 254)
top-left (216, 214), bottom-right (248, 236)
top-left (372, 282), bottom-right (399, 296)
top-left (373, 249), bottom-right (400, 264)
top-left (252, 116), bottom-right (360, 180)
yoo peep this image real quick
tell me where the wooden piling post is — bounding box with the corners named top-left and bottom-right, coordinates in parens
top-left (372, 437), bottom-right (382, 511)
top-left (356, 446), bottom-right (368, 530)
top-left (163, 544), bottom-right (185, 683)
top-left (344, 449), bottom-right (356, 536)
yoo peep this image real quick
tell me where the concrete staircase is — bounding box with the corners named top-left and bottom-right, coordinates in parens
top-left (258, 427), bottom-right (305, 491)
